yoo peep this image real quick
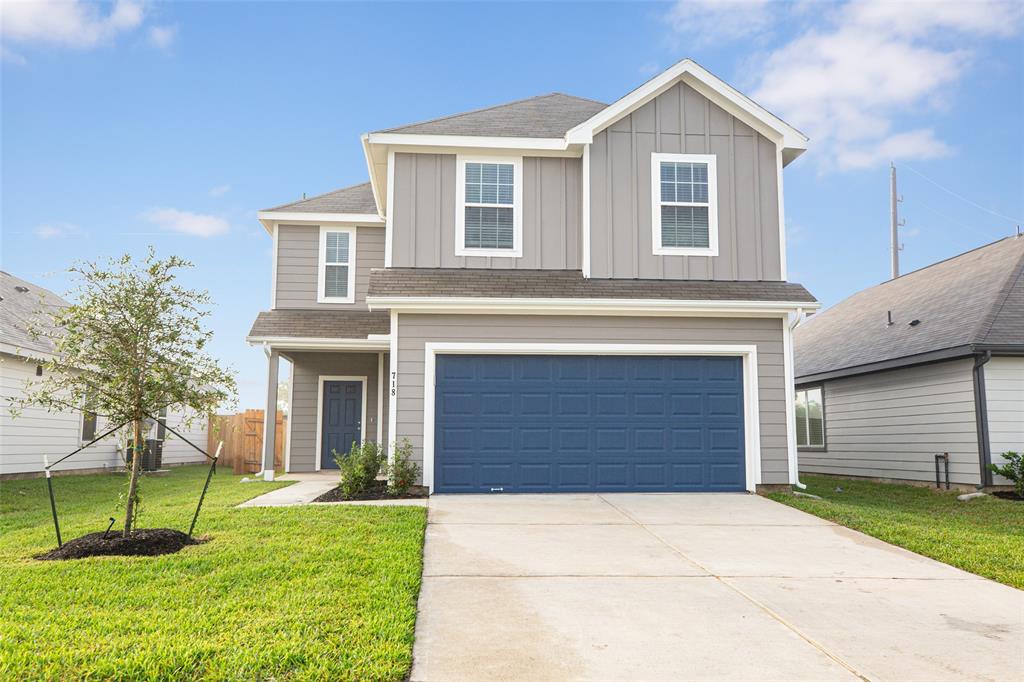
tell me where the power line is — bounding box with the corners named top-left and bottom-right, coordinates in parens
top-left (901, 163), bottom-right (1022, 225)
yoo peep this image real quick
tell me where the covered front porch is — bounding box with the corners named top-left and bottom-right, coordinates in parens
top-left (246, 310), bottom-right (391, 478)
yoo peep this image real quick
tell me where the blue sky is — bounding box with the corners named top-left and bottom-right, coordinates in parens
top-left (3, 1), bottom-right (1022, 408)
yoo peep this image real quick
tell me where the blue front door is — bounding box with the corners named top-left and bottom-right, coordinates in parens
top-left (434, 355), bottom-right (746, 493)
top-left (321, 380), bottom-right (362, 469)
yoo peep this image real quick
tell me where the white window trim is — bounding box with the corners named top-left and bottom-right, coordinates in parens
top-left (455, 154), bottom-right (523, 258)
top-left (650, 152), bottom-right (719, 257)
top-left (314, 375), bottom-right (368, 472)
top-left (422, 342), bottom-right (761, 494)
top-left (316, 225), bottom-right (357, 304)
top-left (794, 385), bottom-right (826, 450)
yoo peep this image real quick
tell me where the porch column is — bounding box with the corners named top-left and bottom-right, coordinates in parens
top-left (262, 348), bottom-right (280, 481)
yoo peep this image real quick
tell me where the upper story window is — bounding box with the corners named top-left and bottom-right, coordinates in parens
top-left (455, 155), bottom-right (523, 258)
top-left (650, 153), bottom-right (718, 257)
top-left (317, 226), bottom-right (356, 303)
top-left (795, 386), bottom-right (825, 449)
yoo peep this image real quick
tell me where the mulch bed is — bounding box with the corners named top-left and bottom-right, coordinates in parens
top-left (991, 491), bottom-right (1024, 502)
top-left (313, 479), bottom-right (428, 503)
top-left (35, 528), bottom-right (206, 561)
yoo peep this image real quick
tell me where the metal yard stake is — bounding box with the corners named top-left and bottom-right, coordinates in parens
top-left (44, 456), bottom-right (62, 548)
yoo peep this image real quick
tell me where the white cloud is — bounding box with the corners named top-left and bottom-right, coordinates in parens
top-left (664, 0), bottom-right (774, 45)
top-left (209, 184), bottom-right (231, 197)
top-left (148, 24), bottom-right (177, 50)
top-left (142, 208), bottom-right (229, 237)
top-left (33, 222), bottom-right (80, 239)
top-left (663, 0), bottom-right (1024, 171)
top-left (0, 0), bottom-right (144, 49)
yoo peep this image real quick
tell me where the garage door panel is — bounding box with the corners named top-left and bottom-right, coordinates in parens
top-left (434, 355), bottom-right (745, 493)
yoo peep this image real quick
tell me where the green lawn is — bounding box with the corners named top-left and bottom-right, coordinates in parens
top-left (767, 475), bottom-right (1024, 589)
top-left (0, 466), bottom-right (427, 681)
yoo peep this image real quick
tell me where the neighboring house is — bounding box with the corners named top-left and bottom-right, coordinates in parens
top-left (0, 272), bottom-right (208, 477)
top-left (793, 237), bottom-right (1024, 488)
top-left (247, 59), bottom-right (819, 493)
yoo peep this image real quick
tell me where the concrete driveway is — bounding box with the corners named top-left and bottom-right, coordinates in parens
top-left (411, 493), bottom-right (1023, 681)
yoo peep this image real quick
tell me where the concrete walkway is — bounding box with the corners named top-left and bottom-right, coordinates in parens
top-left (412, 493), bottom-right (1024, 681)
top-left (236, 472), bottom-right (336, 507)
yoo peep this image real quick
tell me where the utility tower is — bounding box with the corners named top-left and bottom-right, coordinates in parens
top-left (890, 162), bottom-right (904, 279)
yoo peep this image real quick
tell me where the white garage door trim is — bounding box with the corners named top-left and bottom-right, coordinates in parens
top-left (423, 342), bottom-right (762, 493)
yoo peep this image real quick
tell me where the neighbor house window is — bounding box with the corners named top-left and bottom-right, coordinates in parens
top-left (81, 411), bottom-right (97, 443)
top-left (317, 226), bottom-right (356, 303)
top-left (795, 387), bottom-right (825, 449)
top-left (650, 153), bottom-right (718, 256)
top-left (455, 156), bottom-right (522, 257)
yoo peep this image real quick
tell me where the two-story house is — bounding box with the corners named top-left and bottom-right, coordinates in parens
top-left (246, 59), bottom-right (819, 494)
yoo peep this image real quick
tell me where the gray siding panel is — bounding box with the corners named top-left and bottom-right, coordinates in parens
top-left (391, 153), bottom-right (582, 270)
top-left (589, 82), bottom-right (782, 281)
top-left (394, 314), bottom-right (790, 485)
top-left (984, 357), bottom-right (1024, 486)
top-left (286, 352), bottom-right (382, 472)
top-left (800, 359), bottom-right (982, 485)
top-left (275, 225), bottom-right (384, 310)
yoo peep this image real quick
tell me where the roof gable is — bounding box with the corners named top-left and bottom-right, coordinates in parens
top-left (794, 237), bottom-right (1024, 380)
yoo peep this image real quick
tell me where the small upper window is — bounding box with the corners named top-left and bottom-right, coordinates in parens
top-left (651, 153), bottom-right (718, 256)
top-left (81, 411), bottom-right (97, 443)
top-left (795, 387), bottom-right (825, 449)
top-left (318, 227), bottom-right (356, 303)
top-left (456, 156), bottom-right (522, 257)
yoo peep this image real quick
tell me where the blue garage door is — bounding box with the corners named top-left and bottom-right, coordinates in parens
top-left (434, 355), bottom-right (746, 493)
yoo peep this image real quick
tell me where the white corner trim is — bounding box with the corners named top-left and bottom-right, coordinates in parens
top-left (454, 154), bottom-right (524, 258)
top-left (256, 211), bottom-right (384, 225)
top-left (387, 311), bottom-right (399, 461)
top-left (650, 153), bottom-right (719, 257)
top-left (376, 350), bottom-right (384, 446)
top-left (316, 225), bottom-right (357, 304)
top-left (421, 342), bottom-right (762, 493)
top-left (314, 375), bottom-right (368, 472)
top-left (365, 296), bottom-right (819, 317)
top-left (782, 315), bottom-right (799, 485)
top-left (565, 58), bottom-right (807, 157)
top-left (582, 143), bottom-right (591, 278)
top-left (385, 148), bottom-right (396, 267)
top-left (270, 223), bottom-right (279, 310)
top-left (366, 132), bottom-right (569, 151)
top-left (776, 146), bottom-right (788, 281)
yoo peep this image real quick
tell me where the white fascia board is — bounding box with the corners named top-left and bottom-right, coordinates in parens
top-left (365, 296), bottom-right (819, 316)
top-left (245, 336), bottom-right (390, 351)
top-left (366, 132), bottom-right (571, 151)
top-left (565, 59), bottom-right (808, 160)
top-left (361, 133), bottom-right (386, 217)
top-left (256, 211), bottom-right (385, 225)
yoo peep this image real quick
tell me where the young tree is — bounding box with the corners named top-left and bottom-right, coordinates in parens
top-left (13, 250), bottom-right (237, 536)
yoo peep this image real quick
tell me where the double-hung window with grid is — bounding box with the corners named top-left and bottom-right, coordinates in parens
top-left (651, 153), bottom-right (718, 256)
top-left (456, 156), bottom-right (522, 257)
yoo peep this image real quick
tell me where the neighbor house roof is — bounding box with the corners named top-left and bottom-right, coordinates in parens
top-left (794, 236), bottom-right (1024, 382)
top-left (0, 271), bottom-right (69, 358)
top-left (260, 182), bottom-right (378, 215)
top-left (367, 269), bottom-right (817, 303)
top-left (375, 93), bottom-right (608, 139)
top-left (247, 310), bottom-right (390, 342)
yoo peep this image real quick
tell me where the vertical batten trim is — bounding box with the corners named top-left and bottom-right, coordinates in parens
top-left (270, 223), bottom-right (279, 309)
top-left (752, 135), bottom-right (764, 281)
top-left (729, 120), bottom-right (739, 279)
top-left (384, 149), bottom-right (395, 267)
top-left (776, 145), bottom-right (788, 280)
top-left (582, 144), bottom-right (591, 277)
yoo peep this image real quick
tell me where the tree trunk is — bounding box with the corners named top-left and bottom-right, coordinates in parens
top-left (123, 419), bottom-right (143, 537)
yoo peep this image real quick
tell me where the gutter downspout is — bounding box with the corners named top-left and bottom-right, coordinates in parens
top-left (787, 308), bottom-right (808, 490)
top-left (972, 350), bottom-right (993, 488)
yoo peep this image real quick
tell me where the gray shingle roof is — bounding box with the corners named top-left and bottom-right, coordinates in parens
top-left (368, 269), bottom-right (816, 302)
top-left (795, 236), bottom-right (1024, 380)
top-left (0, 272), bottom-right (68, 357)
top-left (247, 310), bottom-right (390, 340)
top-left (262, 182), bottom-right (378, 214)
top-left (376, 93), bottom-right (608, 139)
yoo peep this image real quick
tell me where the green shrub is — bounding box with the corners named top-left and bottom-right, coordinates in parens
top-left (333, 440), bottom-right (384, 498)
top-left (386, 438), bottom-right (421, 496)
top-left (989, 451), bottom-right (1024, 497)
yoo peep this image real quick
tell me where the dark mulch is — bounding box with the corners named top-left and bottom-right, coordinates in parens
top-left (35, 528), bottom-right (206, 561)
top-left (313, 479), bottom-right (428, 503)
top-left (992, 491), bottom-right (1024, 502)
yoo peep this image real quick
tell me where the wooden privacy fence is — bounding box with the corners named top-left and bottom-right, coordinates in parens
top-left (208, 409), bottom-right (286, 474)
